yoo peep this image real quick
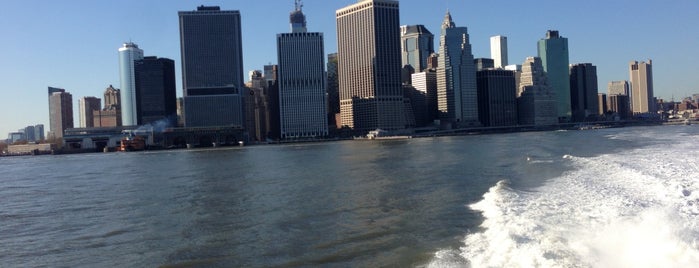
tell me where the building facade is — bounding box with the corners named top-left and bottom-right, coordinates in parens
top-left (179, 6), bottom-right (245, 128)
top-left (629, 60), bottom-right (655, 114)
top-left (118, 42), bottom-right (144, 126)
top-left (336, 0), bottom-right (404, 131)
top-left (400, 24), bottom-right (434, 73)
top-left (569, 63), bottom-right (599, 122)
top-left (517, 57), bottom-right (557, 125)
top-left (411, 70), bottom-right (438, 125)
top-left (477, 69), bottom-right (518, 127)
top-left (327, 53), bottom-right (340, 129)
top-left (48, 90), bottom-right (73, 139)
top-left (135, 56), bottom-right (177, 126)
top-left (490, 35), bottom-right (508, 69)
top-left (277, 4), bottom-right (328, 139)
top-left (537, 30), bottom-right (571, 122)
top-left (94, 85), bottom-right (122, 127)
top-left (79, 96), bottom-right (101, 128)
top-left (608, 80), bottom-right (630, 96)
top-left (475, 58), bottom-right (495, 71)
top-left (436, 11), bottom-right (479, 127)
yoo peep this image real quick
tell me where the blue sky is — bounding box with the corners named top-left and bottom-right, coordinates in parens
top-left (1, 0), bottom-right (698, 137)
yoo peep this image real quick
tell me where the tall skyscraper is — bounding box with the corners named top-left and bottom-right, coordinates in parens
top-left (336, 0), bottom-right (404, 131)
top-left (277, 2), bottom-right (328, 139)
top-left (327, 53), bottom-right (340, 129)
top-left (48, 90), bottom-right (73, 139)
top-left (400, 24), bottom-right (434, 73)
top-left (436, 11), bottom-right (479, 127)
top-left (78, 96), bottom-right (101, 128)
top-left (135, 56), bottom-right (177, 126)
top-left (517, 57), bottom-right (557, 125)
top-left (47, 87), bottom-right (65, 136)
top-left (629, 60), bottom-right (655, 114)
top-left (538, 30), bottom-right (570, 122)
top-left (608, 80), bottom-right (630, 96)
top-left (118, 42), bottom-right (144, 126)
top-left (490, 35), bottom-right (508, 69)
top-left (569, 63), bottom-right (599, 122)
top-left (179, 6), bottom-right (245, 128)
top-left (477, 69), bottom-right (518, 127)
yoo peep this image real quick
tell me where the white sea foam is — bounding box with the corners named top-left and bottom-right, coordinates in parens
top-left (430, 131), bottom-right (699, 267)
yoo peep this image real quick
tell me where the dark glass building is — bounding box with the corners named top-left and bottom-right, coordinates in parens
top-left (477, 69), bottom-right (518, 127)
top-left (135, 56), bottom-right (177, 126)
top-left (569, 63), bottom-right (599, 122)
top-left (179, 5), bottom-right (245, 128)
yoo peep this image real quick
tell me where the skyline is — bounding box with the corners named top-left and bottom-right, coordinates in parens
top-left (1, 0), bottom-right (698, 137)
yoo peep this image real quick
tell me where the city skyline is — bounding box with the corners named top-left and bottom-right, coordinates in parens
top-left (1, 0), bottom-right (698, 136)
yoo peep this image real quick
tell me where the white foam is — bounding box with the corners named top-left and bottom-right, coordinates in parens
top-left (430, 130), bottom-right (699, 267)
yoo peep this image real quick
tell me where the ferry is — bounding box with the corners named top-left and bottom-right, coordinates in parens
top-left (119, 136), bottom-right (146, 151)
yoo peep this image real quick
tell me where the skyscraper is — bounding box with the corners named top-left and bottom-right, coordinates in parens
top-left (436, 11), bottom-right (479, 127)
top-left (629, 60), bottom-right (655, 114)
top-left (474, 58), bottom-right (495, 71)
top-left (490, 35), bottom-right (508, 69)
top-left (569, 63), bottom-right (599, 122)
top-left (517, 57), bottom-right (557, 125)
top-left (327, 53), bottom-right (339, 129)
top-left (134, 56), bottom-right (177, 126)
top-left (47, 87), bottom-right (65, 136)
top-left (34, 124), bottom-right (45, 141)
top-left (538, 30), bottom-right (570, 122)
top-left (477, 69), bottom-right (517, 127)
top-left (608, 80), bottom-right (630, 96)
top-left (411, 70), bottom-right (438, 125)
top-left (118, 42), bottom-right (144, 126)
top-left (400, 24), bottom-right (434, 73)
top-left (179, 6), bottom-right (245, 128)
top-left (94, 85), bottom-right (122, 127)
top-left (48, 90), bottom-right (73, 139)
top-left (277, 2), bottom-right (327, 139)
top-left (78, 96), bottom-right (101, 128)
top-left (336, 0), bottom-right (404, 131)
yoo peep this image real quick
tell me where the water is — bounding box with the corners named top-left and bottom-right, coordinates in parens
top-left (1, 125), bottom-right (698, 267)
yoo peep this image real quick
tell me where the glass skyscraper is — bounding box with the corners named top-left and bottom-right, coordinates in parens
top-left (179, 6), bottom-right (245, 128)
top-left (569, 63), bottom-right (599, 122)
top-left (537, 30), bottom-right (570, 122)
top-left (277, 3), bottom-right (328, 139)
top-left (134, 56), bottom-right (177, 126)
top-left (118, 42), bottom-right (144, 126)
top-left (436, 11), bottom-right (479, 127)
top-left (400, 25), bottom-right (434, 73)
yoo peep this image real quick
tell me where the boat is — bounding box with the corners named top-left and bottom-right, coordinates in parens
top-left (120, 136), bottom-right (146, 151)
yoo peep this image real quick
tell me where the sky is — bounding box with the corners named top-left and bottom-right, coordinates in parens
top-left (1, 0), bottom-right (698, 137)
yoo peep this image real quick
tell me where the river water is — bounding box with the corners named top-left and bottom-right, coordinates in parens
top-left (1, 125), bottom-right (698, 267)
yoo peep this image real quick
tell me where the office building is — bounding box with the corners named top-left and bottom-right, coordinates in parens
top-left (400, 24), bottom-right (434, 73)
top-left (475, 58), bottom-right (494, 71)
top-left (436, 11), bottom-right (479, 127)
top-left (629, 60), bottom-right (655, 114)
top-left (23, 125), bottom-right (35, 142)
top-left (477, 69), bottom-right (518, 127)
top-left (538, 30), bottom-right (571, 121)
top-left (608, 94), bottom-right (631, 119)
top-left (179, 6), bottom-right (245, 128)
top-left (78, 96), bottom-right (101, 128)
top-left (94, 85), bottom-right (122, 127)
top-left (34, 124), bottom-right (45, 141)
top-left (490, 35), bottom-right (508, 68)
top-left (135, 56), bottom-right (177, 126)
top-left (569, 63), bottom-right (599, 122)
top-left (412, 70), bottom-right (438, 125)
top-left (48, 90), bottom-right (73, 139)
top-left (327, 53), bottom-right (340, 129)
top-left (277, 3), bottom-right (328, 139)
top-left (608, 80), bottom-right (630, 96)
top-left (517, 57), bottom-right (557, 125)
top-left (118, 42), bottom-right (144, 126)
top-left (336, 0), bottom-right (404, 131)
top-left (598, 93), bottom-right (608, 115)
top-left (47, 87), bottom-right (65, 137)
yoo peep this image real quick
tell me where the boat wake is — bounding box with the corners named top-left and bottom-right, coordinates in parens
top-left (427, 135), bottom-right (699, 267)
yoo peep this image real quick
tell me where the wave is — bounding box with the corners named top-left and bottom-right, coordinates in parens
top-left (428, 136), bottom-right (699, 267)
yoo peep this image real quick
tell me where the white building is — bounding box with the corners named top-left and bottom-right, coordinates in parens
top-left (490, 35), bottom-right (508, 69)
top-left (118, 42), bottom-right (143, 126)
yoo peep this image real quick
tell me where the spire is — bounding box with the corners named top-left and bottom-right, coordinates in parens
top-left (442, 10), bottom-right (455, 29)
top-left (290, 0), bottom-right (307, 33)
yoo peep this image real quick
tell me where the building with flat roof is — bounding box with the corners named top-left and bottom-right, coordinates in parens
top-left (490, 35), bottom-right (508, 69)
top-left (336, 0), bottom-right (404, 131)
top-left (79, 96), bottom-right (101, 128)
top-left (477, 69), bottom-right (517, 127)
top-left (569, 63), bottom-right (599, 122)
top-left (135, 56), bottom-right (177, 126)
top-left (48, 89), bottom-right (73, 139)
top-left (179, 6), bottom-right (245, 128)
top-left (630, 60), bottom-right (655, 114)
top-left (538, 30), bottom-right (571, 122)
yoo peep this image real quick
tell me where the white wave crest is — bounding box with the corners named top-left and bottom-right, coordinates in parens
top-left (434, 137), bottom-right (699, 267)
